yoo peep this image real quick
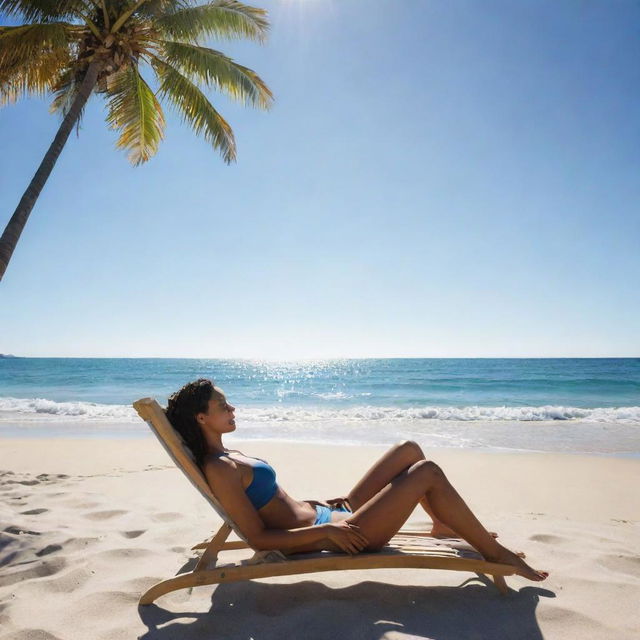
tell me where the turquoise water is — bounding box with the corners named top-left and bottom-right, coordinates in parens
top-left (1, 358), bottom-right (639, 453)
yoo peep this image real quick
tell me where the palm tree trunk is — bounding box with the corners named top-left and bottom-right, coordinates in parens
top-left (0, 61), bottom-right (102, 283)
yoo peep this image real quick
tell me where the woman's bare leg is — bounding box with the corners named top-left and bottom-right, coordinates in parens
top-left (345, 459), bottom-right (548, 581)
top-left (418, 496), bottom-right (459, 537)
top-left (346, 440), bottom-right (494, 538)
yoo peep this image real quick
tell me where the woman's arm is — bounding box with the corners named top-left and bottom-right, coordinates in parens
top-left (203, 460), bottom-right (367, 554)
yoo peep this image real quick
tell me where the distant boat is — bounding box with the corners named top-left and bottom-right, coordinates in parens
top-left (0, 354), bottom-right (17, 358)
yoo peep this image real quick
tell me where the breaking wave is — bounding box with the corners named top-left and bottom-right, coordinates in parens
top-left (0, 397), bottom-right (638, 425)
top-left (0, 397), bottom-right (138, 422)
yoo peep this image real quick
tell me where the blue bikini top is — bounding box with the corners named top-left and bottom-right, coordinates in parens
top-left (214, 451), bottom-right (278, 510)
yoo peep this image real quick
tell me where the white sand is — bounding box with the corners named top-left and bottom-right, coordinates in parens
top-left (1, 437), bottom-right (639, 640)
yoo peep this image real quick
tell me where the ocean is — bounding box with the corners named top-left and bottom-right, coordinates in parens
top-left (1, 358), bottom-right (638, 456)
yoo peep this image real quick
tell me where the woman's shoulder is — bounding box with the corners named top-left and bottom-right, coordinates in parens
top-left (202, 452), bottom-right (239, 476)
top-left (202, 454), bottom-right (251, 499)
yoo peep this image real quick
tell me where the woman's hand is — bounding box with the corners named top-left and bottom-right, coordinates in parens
top-left (303, 496), bottom-right (352, 510)
top-left (323, 521), bottom-right (369, 555)
top-left (303, 499), bottom-right (330, 508)
top-left (325, 495), bottom-right (352, 510)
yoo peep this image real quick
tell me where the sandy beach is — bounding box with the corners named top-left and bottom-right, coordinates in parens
top-left (0, 436), bottom-right (638, 639)
top-left (1, 0), bottom-right (638, 636)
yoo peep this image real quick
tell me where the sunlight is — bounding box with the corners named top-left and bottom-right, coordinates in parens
top-left (271, 0), bottom-right (336, 38)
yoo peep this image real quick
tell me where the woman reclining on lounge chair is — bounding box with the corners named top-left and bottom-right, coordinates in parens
top-left (165, 378), bottom-right (548, 582)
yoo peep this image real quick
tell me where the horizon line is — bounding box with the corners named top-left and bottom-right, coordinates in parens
top-left (2, 355), bottom-right (639, 360)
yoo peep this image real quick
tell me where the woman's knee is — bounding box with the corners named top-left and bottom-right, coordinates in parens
top-left (408, 459), bottom-right (445, 482)
top-left (396, 439), bottom-right (424, 461)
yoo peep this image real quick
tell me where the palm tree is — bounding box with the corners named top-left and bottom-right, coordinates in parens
top-left (0, 0), bottom-right (272, 281)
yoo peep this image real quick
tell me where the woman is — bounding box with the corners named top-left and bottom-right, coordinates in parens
top-left (166, 378), bottom-right (548, 581)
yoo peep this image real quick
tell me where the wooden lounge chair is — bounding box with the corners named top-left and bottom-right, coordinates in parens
top-left (133, 397), bottom-right (516, 605)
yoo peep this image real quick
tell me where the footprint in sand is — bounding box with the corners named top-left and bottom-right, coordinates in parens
top-left (83, 510), bottom-right (128, 520)
top-left (0, 629), bottom-right (63, 640)
top-left (35, 473), bottom-right (69, 481)
top-left (0, 557), bottom-right (67, 588)
top-left (34, 565), bottom-right (94, 593)
top-left (61, 536), bottom-right (101, 551)
top-left (598, 553), bottom-right (640, 577)
top-left (529, 533), bottom-right (569, 544)
top-left (1, 473), bottom-right (69, 487)
top-left (151, 512), bottom-right (182, 522)
top-left (97, 547), bottom-right (154, 560)
top-left (4, 526), bottom-right (41, 536)
top-left (36, 544), bottom-right (63, 557)
top-left (120, 530), bottom-right (146, 539)
top-left (63, 500), bottom-right (101, 509)
top-left (20, 508), bottom-right (50, 515)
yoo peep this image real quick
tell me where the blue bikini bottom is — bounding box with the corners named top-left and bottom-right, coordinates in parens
top-left (314, 503), bottom-right (352, 525)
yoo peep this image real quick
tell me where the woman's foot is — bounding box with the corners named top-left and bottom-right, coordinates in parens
top-left (430, 524), bottom-right (498, 539)
top-left (485, 544), bottom-right (548, 581)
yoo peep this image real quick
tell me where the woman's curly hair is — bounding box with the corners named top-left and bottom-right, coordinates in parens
top-left (165, 378), bottom-right (220, 468)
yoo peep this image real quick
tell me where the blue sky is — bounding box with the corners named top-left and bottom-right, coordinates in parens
top-left (0, 0), bottom-right (638, 359)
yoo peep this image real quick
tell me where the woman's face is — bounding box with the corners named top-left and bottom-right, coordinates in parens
top-left (197, 386), bottom-right (236, 435)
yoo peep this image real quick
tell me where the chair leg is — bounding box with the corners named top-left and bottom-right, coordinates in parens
top-left (491, 573), bottom-right (509, 595)
top-left (194, 523), bottom-right (232, 572)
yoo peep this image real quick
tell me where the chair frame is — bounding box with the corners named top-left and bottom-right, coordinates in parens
top-left (133, 398), bottom-right (514, 605)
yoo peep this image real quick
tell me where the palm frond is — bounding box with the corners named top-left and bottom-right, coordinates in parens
top-left (126, 0), bottom-right (187, 20)
top-left (49, 67), bottom-right (78, 114)
top-left (0, 22), bottom-right (78, 105)
top-left (155, 0), bottom-right (269, 43)
top-left (0, 48), bottom-right (71, 105)
top-left (160, 40), bottom-right (272, 108)
top-left (152, 56), bottom-right (235, 163)
top-left (0, 0), bottom-right (271, 165)
top-left (105, 64), bottom-right (166, 165)
top-left (0, 0), bottom-right (90, 22)
top-left (0, 22), bottom-right (79, 69)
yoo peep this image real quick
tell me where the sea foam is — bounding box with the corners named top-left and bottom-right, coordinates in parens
top-left (0, 397), bottom-right (138, 421)
top-left (0, 396), bottom-right (638, 425)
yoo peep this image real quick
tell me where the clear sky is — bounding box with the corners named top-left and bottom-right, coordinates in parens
top-left (0, 0), bottom-right (638, 359)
